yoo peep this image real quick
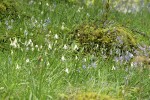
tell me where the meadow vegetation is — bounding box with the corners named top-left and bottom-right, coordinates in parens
top-left (0, 0), bottom-right (150, 99)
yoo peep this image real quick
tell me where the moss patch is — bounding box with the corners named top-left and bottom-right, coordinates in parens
top-left (70, 21), bottom-right (137, 56)
top-left (59, 92), bottom-right (121, 100)
top-left (0, 0), bottom-right (18, 20)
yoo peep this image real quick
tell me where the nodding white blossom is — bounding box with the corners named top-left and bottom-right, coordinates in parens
top-left (35, 45), bottom-right (38, 48)
top-left (25, 39), bottom-right (33, 47)
top-left (0, 87), bottom-right (4, 90)
top-left (26, 58), bottom-right (30, 63)
top-left (10, 37), bottom-right (19, 48)
top-left (28, 39), bottom-right (33, 47)
top-left (65, 68), bottom-right (69, 74)
top-left (7, 25), bottom-right (12, 30)
top-left (48, 31), bottom-right (51, 34)
top-left (41, 11), bottom-right (44, 15)
top-left (91, 62), bottom-right (97, 68)
top-left (48, 43), bottom-right (52, 50)
top-left (83, 58), bottom-right (87, 62)
top-left (77, 7), bottom-right (83, 12)
top-left (47, 62), bottom-right (50, 66)
top-left (63, 44), bottom-right (68, 50)
top-left (85, 0), bottom-right (94, 6)
top-left (73, 44), bottom-right (78, 50)
top-left (31, 47), bottom-right (34, 51)
top-left (86, 13), bottom-right (90, 17)
top-left (75, 56), bottom-right (78, 60)
top-left (111, 66), bottom-right (116, 70)
top-left (16, 64), bottom-right (20, 69)
top-left (24, 30), bottom-right (28, 36)
top-left (54, 34), bottom-right (59, 39)
top-left (61, 56), bottom-right (66, 61)
top-left (46, 3), bottom-right (49, 6)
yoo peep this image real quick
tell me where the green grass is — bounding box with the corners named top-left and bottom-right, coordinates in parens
top-left (0, 0), bottom-right (150, 100)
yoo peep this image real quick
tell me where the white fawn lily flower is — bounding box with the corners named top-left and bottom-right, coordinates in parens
top-left (61, 56), bottom-right (66, 61)
top-left (65, 68), bottom-right (69, 74)
top-left (54, 34), bottom-right (59, 39)
top-left (10, 37), bottom-right (19, 48)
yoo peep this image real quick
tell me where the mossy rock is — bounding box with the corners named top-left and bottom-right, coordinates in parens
top-left (0, 3), bottom-right (7, 12)
top-left (59, 92), bottom-right (121, 100)
top-left (70, 22), bottom-right (137, 55)
top-left (0, 0), bottom-right (18, 20)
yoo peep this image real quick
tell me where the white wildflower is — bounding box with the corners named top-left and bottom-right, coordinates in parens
top-left (83, 58), bottom-right (86, 62)
top-left (41, 11), bottom-right (44, 15)
top-left (61, 56), bottom-right (66, 61)
top-left (26, 58), bottom-right (30, 63)
top-left (28, 39), bottom-right (32, 44)
top-left (48, 43), bottom-right (52, 50)
top-left (111, 66), bottom-right (116, 70)
top-left (63, 44), bottom-right (68, 50)
top-left (46, 3), bottom-right (49, 6)
top-left (77, 7), bottom-right (83, 12)
top-left (16, 64), bottom-right (20, 69)
top-left (86, 13), bottom-right (90, 17)
top-left (35, 45), bottom-right (38, 48)
top-left (75, 56), bottom-right (78, 60)
top-left (65, 68), bottom-right (69, 74)
top-left (49, 30), bottom-right (51, 34)
top-left (0, 87), bottom-right (4, 90)
top-left (73, 44), bottom-right (78, 50)
top-left (24, 30), bottom-right (28, 36)
top-left (31, 47), bottom-right (34, 51)
top-left (10, 37), bottom-right (19, 48)
top-left (47, 62), bottom-right (50, 66)
top-left (54, 34), bottom-right (59, 39)
top-left (27, 39), bottom-right (33, 46)
top-left (26, 47), bottom-right (29, 51)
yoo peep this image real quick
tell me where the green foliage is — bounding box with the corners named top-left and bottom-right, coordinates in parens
top-left (0, 0), bottom-right (150, 99)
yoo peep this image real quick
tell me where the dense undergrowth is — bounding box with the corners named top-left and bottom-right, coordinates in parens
top-left (0, 0), bottom-right (150, 100)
